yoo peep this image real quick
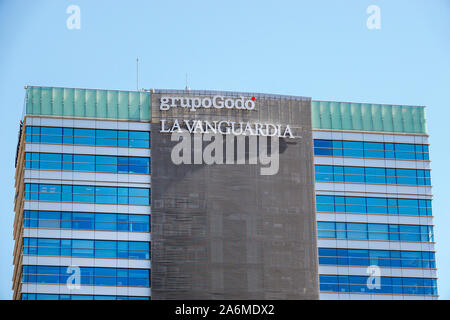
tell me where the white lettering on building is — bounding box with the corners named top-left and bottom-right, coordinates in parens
top-left (160, 95), bottom-right (255, 111)
top-left (160, 119), bottom-right (295, 139)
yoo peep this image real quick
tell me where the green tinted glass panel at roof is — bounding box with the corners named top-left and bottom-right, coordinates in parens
top-left (312, 101), bottom-right (427, 134)
top-left (24, 87), bottom-right (426, 133)
top-left (25, 86), bottom-right (150, 121)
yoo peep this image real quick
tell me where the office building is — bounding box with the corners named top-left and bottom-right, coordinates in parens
top-left (12, 86), bottom-right (437, 299)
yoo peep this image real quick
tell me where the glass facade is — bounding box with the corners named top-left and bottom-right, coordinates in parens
top-left (318, 248), bottom-right (436, 269)
top-left (15, 91), bottom-right (153, 300)
top-left (25, 152), bottom-right (150, 174)
top-left (315, 165), bottom-right (431, 186)
top-left (25, 126), bottom-right (150, 148)
top-left (23, 238), bottom-right (151, 259)
top-left (317, 222), bottom-right (434, 242)
top-left (314, 139), bottom-right (429, 160)
top-left (24, 184), bottom-right (150, 205)
top-left (24, 210), bottom-right (150, 232)
top-left (314, 100), bottom-right (436, 299)
top-left (22, 293), bottom-right (150, 300)
top-left (316, 195), bottom-right (432, 216)
top-left (319, 275), bottom-right (437, 295)
top-left (22, 266), bottom-right (150, 287)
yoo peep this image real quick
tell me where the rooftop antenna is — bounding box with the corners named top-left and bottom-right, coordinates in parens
top-left (185, 73), bottom-right (190, 91)
top-left (136, 57), bottom-right (139, 91)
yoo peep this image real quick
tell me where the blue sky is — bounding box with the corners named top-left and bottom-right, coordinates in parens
top-left (0, 0), bottom-right (449, 299)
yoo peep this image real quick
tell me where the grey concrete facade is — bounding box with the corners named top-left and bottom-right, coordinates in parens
top-left (150, 90), bottom-right (319, 299)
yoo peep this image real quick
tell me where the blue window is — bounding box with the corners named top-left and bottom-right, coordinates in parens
top-left (317, 222), bottom-right (336, 238)
top-left (330, 141), bottom-right (342, 156)
top-left (368, 224), bottom-right (389, 240)
top-left (314, 165), bottom-right (431, 186)
top-left (342, 166), bottom-right (364, 183)
top-left (313, 139), bottom-right (430, 161)
top-left (129, 131), bottom-right (150, 148)
top-left (364, 142), bottom-right (384, 150)
top-left (25, 126), bottom-right (150, 149)
top-left (96, 129), bottom-right (118, 147)
top-left (317, 221), bottom-right (434, 242)
top-left (346, 223), bottom-right (367, 240)
top-left (40, 127), bottom-right (63, 144)
top-left (342, 141), bottom-right (364, 157)
top-left (316, 195), bottom-right (335, 212)
top-left (24, 238), bottom-right (150, 260)
top-left (62, 154), bottom-right (73, 170)
top-left (95, 186), bottom-right (117, 204)
top-left (395, 144), bottom-right (416, 160)
top-left (22, 293), bottom-right (150, 300)
top-left (314, 140), bottom-right (333, 156)
top-left (25, 184), bottom-right (150, 205)
top-left (319, 275), bottom-right (437, 295)
top-left (366, 197), bottom-right (388, 214)
top-left (329, 248), bottom-right (426, 269)
top-left (74, 128), bottom-right (95, 145)
top-left (118, 131), bottom-right (129, 147)
top-left (24, 210), bottom-right (150, 232)
top-left (72, 185), bottom-right (94, 203)
top-left (94, 213), bottom-right (116, 231)
top-left (39, 153), bottom-right (62, 170)
top-left (38, 184), bottom-right (61, 201)
top-left (344, 196), bottom-right (366, 214)
top-left (73, 154), bottom-right (95, 171)
top-left (365, 167), bottom-right (386, 184)
top-left (315, 165), bottom-right (333, 174)
top-left (129, 157), bottom-right (151, 174)
top-left (25, 152), bottom-right (150, 175)
top-left (129, 214), bottom-right (150, 232)
top-left (316, 195), bottom-right (431, 216)
top-left (23, 266), bottom-right (151, 288)
top-left (36, 211), bottom-right (60, 228)
top-left (96, 155), bottom-right (117, 173)
top-left (96, 130), bottom-right (117, 138)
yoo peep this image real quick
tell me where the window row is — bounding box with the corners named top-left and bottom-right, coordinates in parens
top-left (22, 293), bottom-right (150, 300)
top-left (315, 165), bottom-right (431, 186)
top-left (317, 221), bottom-right (434, 242)
top-left (314, 139), bottom-right (429, 160)
top-left (24, 210), bottom-right (150, 232)
top-left (23, 238), bottom-right (150, 260)
top-left (25, 126), bottom-right (150, 148)
top-left (320, 275), bottom-right (437, 295)
top-left (24, 184), bottom-right (150, 205)
top-left (22, 265), bottom-right (150, 287)
top-left (25, 152), bottom-right (150, 174)
top-left (316, 195), bottom-right (432, 216)
top-left (318, 248), bottom-right (436, 269)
